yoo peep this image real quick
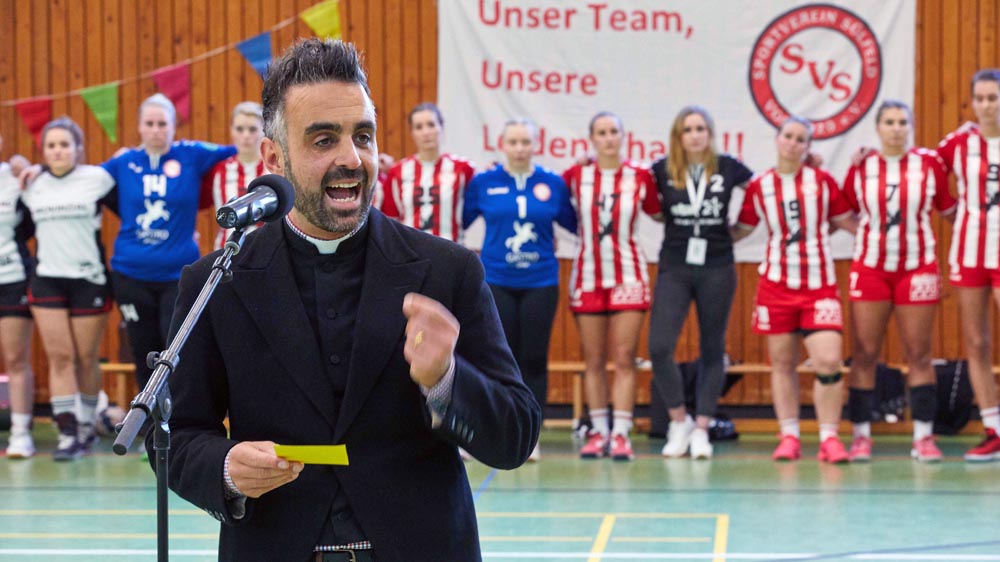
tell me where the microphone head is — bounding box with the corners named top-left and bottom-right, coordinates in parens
top-left (247, 174), bottom-right (296, 222)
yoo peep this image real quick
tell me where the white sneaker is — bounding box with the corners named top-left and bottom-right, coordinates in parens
top-left (690, 428), bottom-right (713, 460)
top-left (661, 417), bottom-right (694, 457)
top-left (5, 430), bottom-right (35, 459)
top-left (528, 443), bottom-right (541, 462)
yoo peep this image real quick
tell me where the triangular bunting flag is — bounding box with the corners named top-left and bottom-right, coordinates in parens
top-left (81, 82), bottom-right (120, 144)
top-left (14, 97), bottom-right (52, 148)
top-left (237, 32), bottom-right (272, 80)
top-left (301, 0), bottom-right (341, 39)
top-left (152, 63), bottom-right (192, 123)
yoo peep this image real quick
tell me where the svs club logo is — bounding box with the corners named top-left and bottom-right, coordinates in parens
top-left (749, 4), bottom-right (882, 140)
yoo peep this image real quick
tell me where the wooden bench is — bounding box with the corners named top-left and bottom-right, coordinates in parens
top-left (548, 360), bottom-right (784, 423)
top-left (548, 360), bottom-right (1000, 434)
top-left (99, 362), bottom-right (137, 408)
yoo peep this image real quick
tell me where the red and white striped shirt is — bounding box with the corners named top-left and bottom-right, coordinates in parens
top-left (937, 128), bottom-right (1000, 270)
top-left (843, 148), bottom-right (956, 272)
top-left (562, 161), bottom-right (660, 292)
top-left (381, 154), bottom-right (474, 243)
top-left (738, 166), bottom-right (851, 290)
top-left (205, 156), bottom-right (266, 250)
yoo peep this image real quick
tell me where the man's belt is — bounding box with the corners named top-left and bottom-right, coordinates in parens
top-left (314, 549), bottom-right (377, 562)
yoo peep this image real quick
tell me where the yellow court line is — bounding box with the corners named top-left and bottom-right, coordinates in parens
top-left (478, 511), bottom-right (725, 519)
top-left (0, 532), bottom-right (216, 539)
top-left (0, 509), bottom-right (202, 516)
top-left (480, 536), bottom-right (592, 542)
top-left (612, 537), bottom-right (711, 543)
top-left (587, 515), bottom-right (616, 562)
top-left (713, 513), bottom-right (730, 562)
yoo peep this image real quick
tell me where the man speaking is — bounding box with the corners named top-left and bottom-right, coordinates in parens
top-left (151, 38), bottom-right (540, 562)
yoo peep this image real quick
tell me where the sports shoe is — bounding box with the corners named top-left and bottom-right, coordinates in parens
top-left (580, 432), bottom-right (609, 459)
top-left (689, 428), bottom-right (713, 460)
top-left (610, 433), bottom-right (634, 461)
top-left (528, 443), bottom-right (541, 462)
top-left (52, 412), bottom-right (84, 462)
top-left (5, 430), bottom-right (35, 459)
top-left (78, 423), bottom-right (99, 454)
top-left (964, 428), bottom-right (1000, 462)
top-left (772, 434), bottom-right (801, 461)
top-left (848, 436), bottom-right (873, 462)
top-left (817, 436), bottom-right (850, 464)
top-left (661, 418), bottom-right (694, 457)
top-left (911, 436), bottom-right (943, 462)
top-left (53, 433), bottom-right (84, 462)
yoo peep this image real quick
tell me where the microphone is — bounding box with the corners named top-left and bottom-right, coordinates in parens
top-left (216, 174), bottom-right (296, 229)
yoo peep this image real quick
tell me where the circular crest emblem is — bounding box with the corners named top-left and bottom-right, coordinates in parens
top-left (748, 4), bottom-right (882, 140)
top-left (533, 183), bottom-right (551, 202)
top-left (162, 159), bottom-right (182, 178)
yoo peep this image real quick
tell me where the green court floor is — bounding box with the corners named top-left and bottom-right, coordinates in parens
top-left (1, 423), bottom-right (999, 561)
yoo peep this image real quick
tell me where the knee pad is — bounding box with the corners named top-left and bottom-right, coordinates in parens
top-left (816, 372), bottom-right (842, 385)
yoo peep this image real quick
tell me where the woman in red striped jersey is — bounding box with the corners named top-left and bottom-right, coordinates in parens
top-left (938, 69), bottom-right (1000, 461)
top-left (843, 100), bottom-right (956, 463)
top-left (734, 116), bottom-right (857, 463)
top-left (562, 112), bottom-right (661, 461)
top-left (206, 101), bottom-right (266, 250)
top-left (381, 103), bottom-right (475, 243)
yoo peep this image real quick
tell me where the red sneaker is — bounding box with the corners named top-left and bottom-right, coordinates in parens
top-left (964, 428), bottom-right (1000, 462)
top-left (772, 434), bottom-right (801, 461)
top-left (580, 432), bottom-right (609, 459)
top-left (911, 436), bottom-right (943, 462)
top-left (817, 436), bottom-right (850, 464)
top-left (610, 434), bottom-right (635, 461)
top-left (848, 436), bottom-right (873, 462)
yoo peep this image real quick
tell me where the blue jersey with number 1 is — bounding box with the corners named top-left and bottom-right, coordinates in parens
top-left (102, 141), bottom-right (236, 282)
top-left (463, 164), bottom-right (577, 288)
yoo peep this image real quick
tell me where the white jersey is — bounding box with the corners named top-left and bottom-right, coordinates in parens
top-left (0, 163), bottom-right (29, 284)
top-left (22, 165), bottom-right (116, 284)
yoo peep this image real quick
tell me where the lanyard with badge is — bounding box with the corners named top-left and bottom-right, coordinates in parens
top-left (685, 166), bottom-right (708, 265)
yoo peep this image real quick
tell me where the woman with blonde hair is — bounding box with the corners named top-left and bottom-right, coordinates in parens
top-left (649, 106), bottom-right (753, 459)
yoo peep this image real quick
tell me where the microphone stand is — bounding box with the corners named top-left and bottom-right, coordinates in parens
top-left (113, 228), bottom-right (246, 562)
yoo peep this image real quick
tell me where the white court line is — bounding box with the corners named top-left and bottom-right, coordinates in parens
top-left (2, 551), bottom-right (1000, 560)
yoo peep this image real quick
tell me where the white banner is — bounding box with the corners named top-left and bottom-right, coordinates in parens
top-left (438, 0), bottom-right (915, 262)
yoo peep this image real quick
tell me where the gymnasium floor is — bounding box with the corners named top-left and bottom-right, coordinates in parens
top-left (1, 424), bottom-right (998, 561)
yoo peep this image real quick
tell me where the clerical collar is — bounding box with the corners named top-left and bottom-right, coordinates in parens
top-left (284, 215), bottom-right (367, 255)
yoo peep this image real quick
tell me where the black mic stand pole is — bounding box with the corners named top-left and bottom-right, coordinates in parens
top-left (112, 228), bottom-right (247, 562)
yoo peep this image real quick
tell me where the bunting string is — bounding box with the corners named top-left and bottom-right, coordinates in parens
top-left (2, 0), bottom-right (341, 142)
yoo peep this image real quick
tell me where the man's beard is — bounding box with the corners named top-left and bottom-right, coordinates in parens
top-left (285, 155), bottom-right (373, 236)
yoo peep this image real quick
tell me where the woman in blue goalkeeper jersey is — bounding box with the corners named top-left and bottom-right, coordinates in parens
top-left (101, 94), bottom-right (235, 392)
top-left (463, 117), bottom-right (578, 461)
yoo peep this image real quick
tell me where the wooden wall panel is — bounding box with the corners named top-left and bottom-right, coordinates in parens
top-left (1, 0), bottom-right (998, 411)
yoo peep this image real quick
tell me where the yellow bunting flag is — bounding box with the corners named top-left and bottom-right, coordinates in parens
top-left (301, 0), bottom-right (341, 39)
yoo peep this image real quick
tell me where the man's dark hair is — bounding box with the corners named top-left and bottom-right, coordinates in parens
top-left (261, 38), bottom-right (370, 148)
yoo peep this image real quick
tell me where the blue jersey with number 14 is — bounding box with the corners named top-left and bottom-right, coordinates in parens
top-left (464, 164), bottom-right (577, 288)
top-left (102, 141), bottom-right (236, 282)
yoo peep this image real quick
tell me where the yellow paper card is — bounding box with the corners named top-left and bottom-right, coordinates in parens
top-left (274, 444), bottom-right (349, 465)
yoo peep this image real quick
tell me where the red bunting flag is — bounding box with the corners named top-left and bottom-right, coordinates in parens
top-left (14, 97), bottom-right (53, 148)
top-left (151, 63), bottom-right (192, 123)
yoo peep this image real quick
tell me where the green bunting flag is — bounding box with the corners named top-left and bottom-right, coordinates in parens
top-left (81, 82), bottom-right (119, 143)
